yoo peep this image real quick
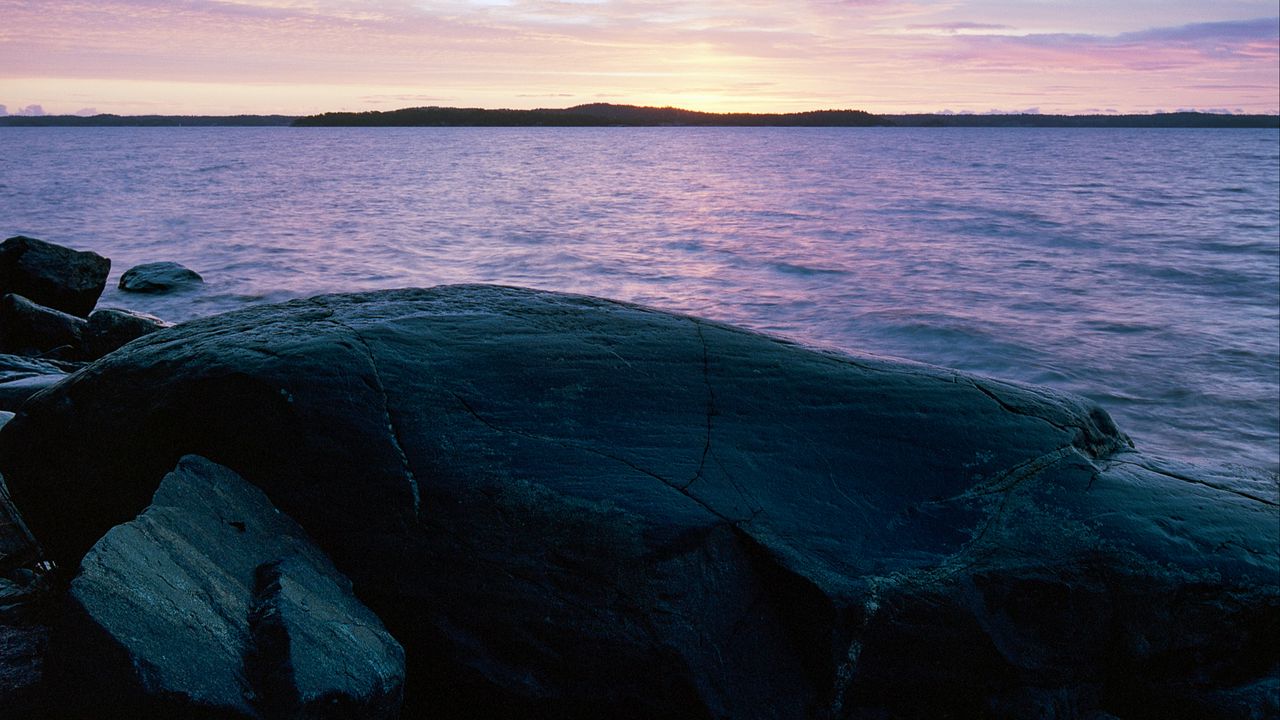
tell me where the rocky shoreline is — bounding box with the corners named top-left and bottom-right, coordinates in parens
top-left (0, 237), bottom-right (1276, 719)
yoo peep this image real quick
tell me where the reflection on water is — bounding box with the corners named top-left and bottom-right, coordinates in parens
top-left (1, 126), bottom-right (1277, 473)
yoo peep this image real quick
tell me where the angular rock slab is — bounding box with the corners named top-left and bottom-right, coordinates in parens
top-left (0, 285), bottom-right (1275, 719)
top-left (0, 293), bottom-right (87, 359)
top-left (58, 455), bottom-right (404, 719)
top-left (0, 353), bottom-right (80, 411)
top-left (0, 236), bottom-right (110, 317)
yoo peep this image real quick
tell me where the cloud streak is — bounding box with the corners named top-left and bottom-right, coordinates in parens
top-left (937, 17), bottom-right (1279, 72)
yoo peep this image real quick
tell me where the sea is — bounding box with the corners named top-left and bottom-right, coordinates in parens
top-left (1, 126), bottom-right (1277, 475)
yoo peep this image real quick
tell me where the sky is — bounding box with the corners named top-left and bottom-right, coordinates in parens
top-left (0, 0), bottom-right (1277, 116)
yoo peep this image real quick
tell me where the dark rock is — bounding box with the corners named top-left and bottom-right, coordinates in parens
top-left (0, 353), bottom-right (81, 377)
top-left (0, 472), bottom-right (49, 715)
top-left (0, 562), bottom-right (52, 715)
top-left (84, 307), bottom-right (170, 360)
top-left (0, 352), bottom-right (79, 411)
top-left (0, 236), bottom-right (110, 317)
top-left (0, 474), bottom-right (40, 575)
top-left (0, 293), bottom-right (87, 359)
top-left (0, 285), bottom-right (1274, 719)
top-left (118, 261), bottom-right (203, 293)
top-left (0, 374), bottom-right (68, 412)
top-left (249, 555), bottom-right (406, 719)
top-left (56, 455), bottom-right (404, 719)
top-left (0, 620), bottom-right (47, 713)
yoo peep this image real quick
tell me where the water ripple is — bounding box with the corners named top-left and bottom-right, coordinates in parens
top-left (1, 125), bottom-right (1276, 473)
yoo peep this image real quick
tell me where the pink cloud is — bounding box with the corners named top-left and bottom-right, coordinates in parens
top-left (1, 1), bottom-right (1276, 114)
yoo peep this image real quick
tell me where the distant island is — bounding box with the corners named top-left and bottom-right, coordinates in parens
top-left (2, 104), bottom-right (1277, 128)
top-left (292, 104), bottom-right (890, 127)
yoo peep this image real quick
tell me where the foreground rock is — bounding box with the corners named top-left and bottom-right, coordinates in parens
top-left (0, 285), bottom-right (1275, 719)
top-left (0, 293), bottom-right (87, 359)
top-left (0, 236), bottom-right (110, 317)
top-left (118, 261), bottom-right (203, 293)
top-left (56, 455), bottom-right (404, 719)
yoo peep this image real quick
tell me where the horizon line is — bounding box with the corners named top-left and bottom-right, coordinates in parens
top-left (4, 102), bottom-right (1280, 120)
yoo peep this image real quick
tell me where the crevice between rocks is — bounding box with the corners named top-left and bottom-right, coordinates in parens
top-left (245, 559), bottom-right (298, 719)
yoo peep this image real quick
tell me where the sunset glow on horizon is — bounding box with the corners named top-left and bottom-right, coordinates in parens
top-left (1, 0), bottom-right (1277, 117)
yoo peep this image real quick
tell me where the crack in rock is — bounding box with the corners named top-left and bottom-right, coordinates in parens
top-left (965, 445), bottom-right (1078, 498)
top-left (308, 304), bottom-right (422, 520)
top-left (965, 378), bottom-right (1129, 460)
top-left (1105, 456), bottom-right (1278, 507)
top-left (681, 320), bottom-right (716, 492)
top-left (448, 390), bottom-right (746, 529)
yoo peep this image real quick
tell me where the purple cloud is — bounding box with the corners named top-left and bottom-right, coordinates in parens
top-left (940, 16), bottom-right (1279, 71)
top-left (1118, 17), bottom-right (1279, 44)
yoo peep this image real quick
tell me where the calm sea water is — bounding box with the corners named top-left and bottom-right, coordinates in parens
top-left (1, 127), bottom-right (1277, 474)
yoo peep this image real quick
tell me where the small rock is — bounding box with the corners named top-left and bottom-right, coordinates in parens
top-left (118, 261), bottom-right (203, 294)
top-left (58, 455), bottom-right (404, 718)
top-left (85, 308), bottom-right (170, 360)
top-left (0, 236), bottom-right (110, 317)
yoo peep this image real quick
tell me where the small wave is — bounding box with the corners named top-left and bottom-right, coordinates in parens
top-left (1080, 319), bottom-right (1160, 334)
top-left (770, 261), bottom-right (847, 277)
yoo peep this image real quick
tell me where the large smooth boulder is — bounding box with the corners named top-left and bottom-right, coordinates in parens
top-left (0, 236), bottom-right (110, 317)
top-left (0, 285), bottom-right (1275, 719)
top-left (118, 261), bottom-right (203, 293)
top-left (56, 455), bottom-right (404, 719)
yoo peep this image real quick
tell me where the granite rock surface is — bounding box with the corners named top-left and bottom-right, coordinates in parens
top-left (0, 285), bottom-right (1274, 719)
